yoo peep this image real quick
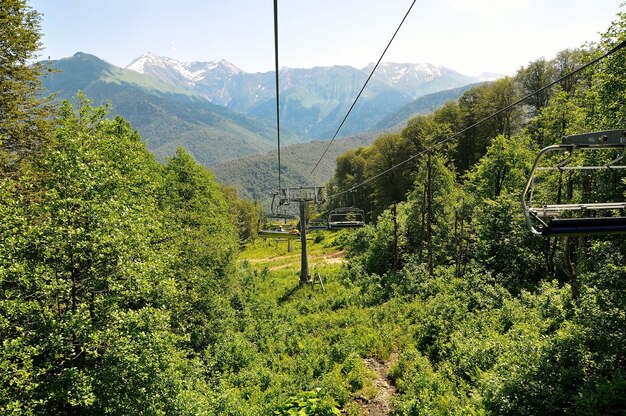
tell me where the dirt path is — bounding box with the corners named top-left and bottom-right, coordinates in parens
top-left (244, 250), bottom-right (347, 271)
top-left (245, 253), bottom-right (298, 265)
top-left (352, 354), bottom-right (397, 415)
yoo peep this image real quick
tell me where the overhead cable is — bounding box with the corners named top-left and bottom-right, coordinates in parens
top-left (274, 0), bottom-right (282, 191)
top-left (303, 0), bottom-right (418, 185)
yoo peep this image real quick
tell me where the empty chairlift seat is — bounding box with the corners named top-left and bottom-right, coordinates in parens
top-left (328, 207), bottom-right (366, 229)
top-left (521, 129), bottom-right (626, 236)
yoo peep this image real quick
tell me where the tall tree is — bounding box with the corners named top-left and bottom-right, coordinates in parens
top-left (516, 58), bottom-right (555, 117)
top-left (455, 79), bottom-right (521, 174)
top-left (552, 48), bottom-right (589, 95)
top-left (0, 0), bottom-right (52, 171)
top-left (365, 132), bottom-right (414, 219)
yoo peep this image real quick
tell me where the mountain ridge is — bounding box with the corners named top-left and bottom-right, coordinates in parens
top-left (123, 52), bottom-right (501, 140)
top-left (125, 52), bottom-right (501, 101)
top-left (41, 52), bottom-right (296, 166)
top-left (40, 51), bottom-right (499, 172)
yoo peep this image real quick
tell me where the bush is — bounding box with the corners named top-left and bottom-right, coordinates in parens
top-left (274, 389), bottom-right (341, 416)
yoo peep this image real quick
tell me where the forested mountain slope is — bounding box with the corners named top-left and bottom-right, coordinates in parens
top-left (213, 131), bottom-right (380, 202)
top-left (373, 83), bottom-right (481, 131)
top-left (41, 53), bottom-right (492, 170)
top-left (41, 52), bottom-right (297, 165)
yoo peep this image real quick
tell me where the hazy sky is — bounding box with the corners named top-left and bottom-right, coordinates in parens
top-left (31, 0), bottom-right (622, 76)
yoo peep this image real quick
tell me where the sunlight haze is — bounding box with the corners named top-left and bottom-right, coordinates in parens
top-left (32, 0), bottom-right (622, 75)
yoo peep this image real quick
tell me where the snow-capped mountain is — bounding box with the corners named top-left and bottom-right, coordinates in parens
top-left (123, 52), bottom-right (501, 138)
top-left (126, 52), bottom-right (243, 86)
top-left (364, 62), bottom-right (486, 98)
top-left (126, 53), bottom-right (501, 103)
top-left (366, 62), bottom-right (446, 85)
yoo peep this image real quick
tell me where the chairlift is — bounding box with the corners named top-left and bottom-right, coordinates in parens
top-left (522, 129), bottom-right (626, 236)
top-left (307, 217), bottom-right (329, 231)
top-left (259, 192), bottom-right (300, 239)
top-left (278, 187), bottom-right (325, 205)
top-left (328, 207), bottom-right (366, 229)
top-left (328, 189), bottom-right (366, 229)
top-left (268, 191), bottom-right (297, 220)
top-left (258, 227), bottom-right (301, 239)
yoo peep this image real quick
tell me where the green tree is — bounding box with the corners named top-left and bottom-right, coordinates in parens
top-left (527, 89), bottom-right (586, 147)
top-left (455, 79), bottom-right (522, 174)
top-left (465, 135), bottom-right (548, 290)
top-left (552, 48), bottom-right (589, 95)
top-left (162, 148), bottom-right (238, 353)
top-left (0, 99), bottom-right (222, 414)
top-left (327, 146), bottom-right (371, 217)
top-left (580, 10), bottom-right (626, 129)
top-left (405, 152), bottom-right (466, 273)
top-left (364, 132), bottom-right (414, 219)
top-left (221, 185), bottom-right (262, 246)
top-left (0, 0), bottom-right (52, 171)
top-left (516, 58), bottom-right (555, 116)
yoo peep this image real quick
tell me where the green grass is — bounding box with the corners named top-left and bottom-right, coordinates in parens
top-left (230, 232), bottom-right (401, 414)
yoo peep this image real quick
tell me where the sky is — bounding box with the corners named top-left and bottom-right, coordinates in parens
top-left (30, 0), bottom-right (623, 77)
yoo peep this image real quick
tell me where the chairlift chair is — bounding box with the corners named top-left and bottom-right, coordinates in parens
top-left (307, 217), bottom-right (329, 231)
top-left (259, 192), bottom-right (299, 239)
top-left (258, 228), bottom-right (301, 239)
top-left (328, 207), bottom-right (366, 229)
top-left (327, 189), bottom-right (366, 229)
top-left (522, 129), bottom-right (626, 236)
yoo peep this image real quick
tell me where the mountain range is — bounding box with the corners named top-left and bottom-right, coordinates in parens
top-left (40, 52), bottom-right (499, 171)
top-left (125, 52), bottom-right (499, 138)
top-left (41, 52), bottom-right (292, 166)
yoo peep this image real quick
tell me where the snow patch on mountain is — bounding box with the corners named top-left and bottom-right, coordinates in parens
top-left (365, 62), bottom-right (445, 86)
top-left (126, 52), bottom-right (243, 85)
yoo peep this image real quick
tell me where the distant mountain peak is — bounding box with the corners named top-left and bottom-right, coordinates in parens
top-left (125, 53), bottom-right (242, 85)
top-left (364, 62), bottom-right (450, 82)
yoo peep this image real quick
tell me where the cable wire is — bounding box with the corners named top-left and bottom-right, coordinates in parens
top-left (303, 0), bottom-right (417, 185)
top-left (327, 37), bottom-right (626, 199)
top-left (274, 0), bottom-right (282, 191)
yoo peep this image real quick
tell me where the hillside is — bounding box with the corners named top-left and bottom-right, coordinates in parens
top-left (213, 131), bottom-right (381, 202)
top-left (41, 52), bottom-right (298, 165)
top-left (41, 53), bottom-right (493, 169)
top-left (374, 83), bottom-right (481, 130)
top-left (245, 66), bottom-right (410, 139)
top-left (211, 84), bottom-right (482, 204)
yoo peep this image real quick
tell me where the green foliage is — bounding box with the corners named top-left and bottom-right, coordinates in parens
top-left (214, 132), bottom-right (378, 205)
top-left (390, 348), bottom-right (486, 416)
top-left (0, 97), bottom-right (243, 414)
top-left (222, 184), bottom-right (263, 245)
top-left (0, 0), bottom-right (52, 171)
top-left (4, 4), bottom-right (626, 415)
top-left (331, 9), bottom-right (626, 416)
top-left (274, 389), bottom-right (341, 416)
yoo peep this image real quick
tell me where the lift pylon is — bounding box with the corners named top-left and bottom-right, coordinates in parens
top-left (278, 187), bottom-right (325, 285)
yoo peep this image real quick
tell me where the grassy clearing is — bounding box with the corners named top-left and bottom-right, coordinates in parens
top-left (233, 231), bottom-right (401, 414)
